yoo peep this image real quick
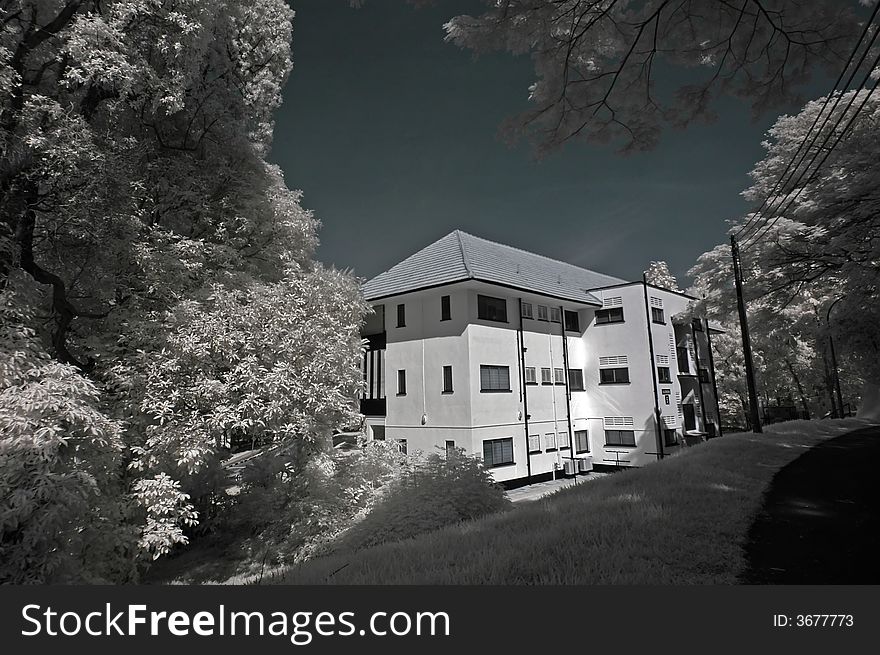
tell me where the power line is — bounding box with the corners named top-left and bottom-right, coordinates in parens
top-left (741, 70), bottom-right (880, 250)
top-left (733, 0), bottom-right (880, 242)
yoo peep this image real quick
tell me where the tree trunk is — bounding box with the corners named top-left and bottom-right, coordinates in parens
top-left (785, 360), bottom-right (811, 419)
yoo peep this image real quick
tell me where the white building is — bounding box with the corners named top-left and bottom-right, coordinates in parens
top-left (359, 230), bottom-right (722, 486)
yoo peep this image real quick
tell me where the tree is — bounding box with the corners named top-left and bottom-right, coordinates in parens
top-left (644, 260), bottom-right (680, 291)
top-left (442, 0), bottom-right (863, 152)
top-left (1, 1), bottom-right (368, 581)
top-left (734, 89), bottom-right (880, 384)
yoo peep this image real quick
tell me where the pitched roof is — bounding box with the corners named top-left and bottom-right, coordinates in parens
top-left (362, 230), bottom-right (628, 305)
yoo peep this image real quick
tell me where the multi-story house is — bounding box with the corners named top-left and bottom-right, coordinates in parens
top-left (359, 230), bottom-right (722, 486)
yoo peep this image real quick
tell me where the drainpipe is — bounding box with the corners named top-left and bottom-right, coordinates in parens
top-left (641, 277), bottom-right (664, 461)
top-left (547, 320), bottom-right (561, 478)
top-left (518, 298), bottom-right (532, 482)
top-left (704, 318), bottom-right (723, 437)
top-left (559, 305), bottom-right (575, 472)
top-left (691, 320), bottom-right (709, 432)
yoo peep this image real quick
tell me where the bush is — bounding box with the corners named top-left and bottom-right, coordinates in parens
top-left (335, 448), bottom-right (511, 553)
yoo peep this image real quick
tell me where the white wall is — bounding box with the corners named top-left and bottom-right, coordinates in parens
top-left (370, 279), bottom-right (720, 481)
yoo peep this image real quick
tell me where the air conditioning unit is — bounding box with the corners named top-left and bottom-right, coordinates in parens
top-left (563, 459), bottom-right (577, 476)
top-left (577, 458), bottom-right (593, 474)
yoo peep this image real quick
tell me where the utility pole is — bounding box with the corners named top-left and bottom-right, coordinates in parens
top-left (730, 236), bottom-right (762, 433)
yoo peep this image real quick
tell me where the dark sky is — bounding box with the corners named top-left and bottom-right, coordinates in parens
top-left (272, 0), bottom-right (829, 285)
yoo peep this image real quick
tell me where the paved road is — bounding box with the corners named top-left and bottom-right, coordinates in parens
top-left (739, 425), bottom-right (880, 584)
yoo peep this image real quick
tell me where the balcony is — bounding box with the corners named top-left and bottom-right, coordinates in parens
top-left (360, 398), bottom-right (387, 417)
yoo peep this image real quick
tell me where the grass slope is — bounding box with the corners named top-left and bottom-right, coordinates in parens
top-left (270, 419), bottom-right (872, 585)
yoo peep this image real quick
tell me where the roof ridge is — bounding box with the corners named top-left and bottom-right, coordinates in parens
top-left (455, 230), bottom-right (624, 283)
top-left (455, 229), bottom-right (474, 278)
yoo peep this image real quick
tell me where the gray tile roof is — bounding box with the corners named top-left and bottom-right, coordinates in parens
top-left (362, 230), bottom-right (628, 305)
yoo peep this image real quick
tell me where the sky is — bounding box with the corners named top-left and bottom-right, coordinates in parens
top-left (272, 0), bottom-right (830, 285)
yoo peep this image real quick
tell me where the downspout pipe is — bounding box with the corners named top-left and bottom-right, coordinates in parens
top-left (559, 305), bottom-right (575, 469)
top-left (641, 276), bottom-right (665, 461)
top-left (518, 298), bottom-right (532, 482)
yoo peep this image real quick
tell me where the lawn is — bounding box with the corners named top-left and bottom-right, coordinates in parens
top-left (268, 419), bottom-right (872, 585)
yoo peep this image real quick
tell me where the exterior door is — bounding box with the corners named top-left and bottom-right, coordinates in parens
top-left (683, 404), bottom-right (696, 431)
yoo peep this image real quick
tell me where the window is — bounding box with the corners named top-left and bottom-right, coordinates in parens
top-left (549, 307), bottom-right (562, 323)
top-left (553, 368), bottom-right (565, 385)
top-left (599, 367), bottom-right (630, 384)
top-left (445, 440), bottom-right (456, 458)
top-left (372, 426), bottom-right (386, 441)
top-left (543, 433), bottom-right (557, 451)
top-left (442, 365), bottom-right (453, 393)
top-left (396, 303), bottom-right (406, 327)
top-left (477, 294), bottom-right (507, 322)
top-left (541, 367), bottom-right (552, 385)
top-left (677, 347), bottom-right (690, 374)
top-left (480, 365), bottom-right (511, 392)
top-left (605, 430), bottom-right (636, 447)
top-left (441, 295), bottom-right (451, 321)
top-left (568, 369), bottom-right (585, 391)
top-left (558, 431), bottom-right (570, 449)
top-left (651, 307), bottom-right (665, 324)
top-left (537, 305), bottom-right (549, 321)
top-left (396, 370), bottom-right (407, 395)
top-left (574, 430), bottom-right (590, 454)
top-left (528, 434), bottom-right (541, 453)
top-left (483, 438), bottom-right (514, 467)
top-left (664, 429), bottom-right (678, 447)
top-left (521, 302), bottom-right (533, 319)
top-left (397, 439), bottom-right (408, 454)
top-left (524, 367), bottom-right (537, 385)
top-left (657, 366), bottom-right (672, 384)
top-left (564, 310), bottom-right (580, 332)
top-left (699, 368), bottom-right (711, 383)
top-left (595, 307), bottom-right (624, 324)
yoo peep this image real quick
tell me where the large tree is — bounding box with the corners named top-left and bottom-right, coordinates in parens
top-left (1, 0), bottom-right (367, 581)
top-left (442, 0), bottom-right (863, 152)
top-left (688, 89), bottom-right (880, 421)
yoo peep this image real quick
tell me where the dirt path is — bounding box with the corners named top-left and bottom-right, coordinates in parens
top-left (739, 425), bottom-right (880, 583)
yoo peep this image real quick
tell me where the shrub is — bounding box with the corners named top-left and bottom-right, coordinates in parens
top-left (335, 448), bottom-right (511, 553)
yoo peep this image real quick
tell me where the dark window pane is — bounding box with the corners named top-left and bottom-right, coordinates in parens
top-left (397, 370), bottom-right (406, 395)
top-left (568, 369), bottom-right (585, 391)
top-left (441, 295), bottom-right (451, 321)
top-left (575, 430), bottom-right (590, 453)
top-left (477, 295), bottom-right (508, 322)
top-left (443, 365), bottom-right (453, 393)
top-left (564, 310), bottom-right (580, 332)
top-left (396, 303), bottom-right (406, 327)
top-left (483, 438), bottom-right (514, 467)
top-left (595, 307), bottom-right (624, 324)
top-left (605, 430), bottom-right (636, 446)
top-left (677, 347), bottom-right (690, 373)
top-left (480, 365), bottom-right (510, 391)
top-left (600, 367), bottom-right (629, 384)
top-left (657, 366), bottom-right (671, 384)
top-left (651, 307), bottom-right (665, 324)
